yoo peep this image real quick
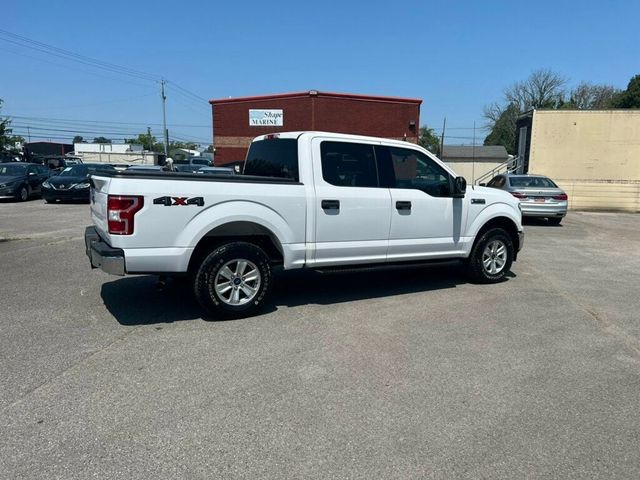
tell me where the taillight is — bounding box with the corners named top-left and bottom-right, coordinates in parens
top-left (108, 195), bottom-right (144, 235)
top-left (553, 193), bottom-right (568, 201)
top-left (510, 192), bottom-right (528, 199)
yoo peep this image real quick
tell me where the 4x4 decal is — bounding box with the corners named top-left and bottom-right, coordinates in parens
top-left (153, 196), bottom-right (204, 206)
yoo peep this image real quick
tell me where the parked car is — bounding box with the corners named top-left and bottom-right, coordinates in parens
top-left (175, 156), bottom-right (213, 168)
top-left (484, 173), bottom-right (567, 225)
top-left (197, 166), bottom-right (235, 176)
top-left (41, 163), bottom-right (116, 203)
top-left (85, 131), bottom-right (524, 319)
top-left (0, 163), bottom-right (51, 201)
top-left (174, 164), bottom-right (204, 173)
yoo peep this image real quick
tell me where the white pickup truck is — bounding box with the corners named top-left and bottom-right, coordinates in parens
top-left (85, 131), bottom-right (524, 318)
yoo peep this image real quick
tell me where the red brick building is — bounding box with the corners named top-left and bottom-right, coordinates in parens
top-left (209, 90), bottom-right (422, 166)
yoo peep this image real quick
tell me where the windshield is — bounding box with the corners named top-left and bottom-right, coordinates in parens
top-left (58, 164), bottom-right (114, 177)
top-left (191, 158), bottom-right (210, 165)
top-left (509, 176), bottom-right (557, 188)
top-left (0, 164), bottom-right (27, 176)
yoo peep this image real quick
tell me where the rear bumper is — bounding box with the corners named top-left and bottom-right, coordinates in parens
top-left (520, 201), bottom-right (567, 217)
top-left (85, 226), bottom-right (125, 276)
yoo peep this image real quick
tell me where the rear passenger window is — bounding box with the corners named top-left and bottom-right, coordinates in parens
top-left (320, 141), bottom-right (378, 187)
top-left (244, 138), bottom-right (299, 181)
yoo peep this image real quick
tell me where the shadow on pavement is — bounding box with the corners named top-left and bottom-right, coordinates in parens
top-left (101, 262), bottom-right (476, 325)
top-left (523, 217), bottom-right (563, 227)
top-left (101, 276), bottom-right (202, 326)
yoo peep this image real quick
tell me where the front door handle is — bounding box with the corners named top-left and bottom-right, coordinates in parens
top-left (396, 201), bottom-right (412, 211)
top-left (321, 199), bottom-right (340, 210)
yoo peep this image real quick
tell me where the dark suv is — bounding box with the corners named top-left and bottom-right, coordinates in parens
top-left (0, 163), bottom-right (51, 201)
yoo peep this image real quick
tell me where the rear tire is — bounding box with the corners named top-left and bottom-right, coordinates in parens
top-left (548, 217), bottom-right (562, 225)
top-left (467, 227), bottom-right (514, 283)
top-left (193, 242), bottom-right (272, 319)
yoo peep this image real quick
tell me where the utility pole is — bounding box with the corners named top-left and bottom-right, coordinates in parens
top-left (439, 117), bottom-right (446, 158)
top-left (160, 79), bottom-right (169, 158)
top-left (472, 121), bottom-right (476, 183)
top-left (27, 126), bottom-right (31, 142)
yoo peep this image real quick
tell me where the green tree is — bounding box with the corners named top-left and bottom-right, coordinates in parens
top-left (0, 100), bottom-right (24, 153)
top-left (92, 136), bottom-right (112, 144)
top-left (72, 135), bottom-right (85, 144)
top-left (169, 140), bottom-right (198, 151)
top-left (418, 126), bottom-right (441, 155)
top-left (1, 99), bottom-right (13, 151)
top-left (205, 144), bottom-right (214, 153)
top-left (125, 133), bottom-right (163, 152)
top-left (484, 103), bottom-right (519, 154)
top-left (611, 74), bottom-right (640, 108)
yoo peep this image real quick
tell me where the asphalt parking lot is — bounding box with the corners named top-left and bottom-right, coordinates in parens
top-left (1, 199), bottom-right (639, 479)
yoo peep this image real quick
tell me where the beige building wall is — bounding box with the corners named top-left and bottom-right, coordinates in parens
top-left (443, 160), bottom-right (504, 183)
top-left (529, 110), bottom-right (640, 212)
top-left (76, 151), bottom-right (159, 165)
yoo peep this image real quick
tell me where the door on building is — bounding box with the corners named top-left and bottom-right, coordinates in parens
top-left (311, 138), bottom-right (391, 266)
top-left (517, 126), bottom-right (528, 174)
top-left (377, 145), bottom-right (468, 260)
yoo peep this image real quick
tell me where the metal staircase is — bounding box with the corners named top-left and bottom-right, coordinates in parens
top-left (474, 155), bottom-right (523, 185)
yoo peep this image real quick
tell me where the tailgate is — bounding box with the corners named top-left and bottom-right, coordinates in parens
top-left (89, 175), bottom-right (111, 239)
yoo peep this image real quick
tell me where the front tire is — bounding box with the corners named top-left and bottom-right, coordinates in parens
top-left (193, 242), bottom-right (272, 319)
top-left (17, 186), bottom-right (29, 202)
top-left (467, 228), bottom-right (514, 283)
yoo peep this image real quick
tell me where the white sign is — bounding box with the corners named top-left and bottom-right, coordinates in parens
top-left (249, 109), bottom-right (283, 126)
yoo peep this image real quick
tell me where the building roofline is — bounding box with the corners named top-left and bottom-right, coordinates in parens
top-left (209, 90), bottom-right (422, 105)
top-left (519, 108), bottom-right (640, 120)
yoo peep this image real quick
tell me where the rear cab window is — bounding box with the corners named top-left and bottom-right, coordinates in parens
top-left (320, 141), bottom-right (378, 187)
top-left (243, 138), bottom-right (299, 181)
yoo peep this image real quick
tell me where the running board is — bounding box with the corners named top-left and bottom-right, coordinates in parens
top-left (313, 259), bottom-right (463, 275)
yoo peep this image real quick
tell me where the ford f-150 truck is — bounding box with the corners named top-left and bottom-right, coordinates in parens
top-left (85, 131), bottom-right (524, 318)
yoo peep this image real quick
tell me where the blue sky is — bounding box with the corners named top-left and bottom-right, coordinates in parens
top-left (2, 0), bottom-right (638, 145)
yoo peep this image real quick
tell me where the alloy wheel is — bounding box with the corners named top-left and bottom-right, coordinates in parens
top-left (482, 240), bottom-right (507, 275)
top-left (214, 259), bottom-right (261, 306)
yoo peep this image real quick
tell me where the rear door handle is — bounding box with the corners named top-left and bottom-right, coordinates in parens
top-left (321, 199), bottom-right (340, 210)
top-left (396, 201), bottom-right (412, 211)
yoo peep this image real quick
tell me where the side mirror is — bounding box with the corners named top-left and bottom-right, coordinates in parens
top-left (453, 176), bottom-right (467, 198)
top-left (479, 182), bottom-right (487, 187)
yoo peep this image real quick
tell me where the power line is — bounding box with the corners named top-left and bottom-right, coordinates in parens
top-left (11, 125), bottom-right (155, 136)
top-left (0, 29), bottom-right (158, 82)
top-left (0, 46), bottom-right (153, 89)
top-left (168, 81), bottom-right (209, 103)
top-left (4, 114), bottom-right (211, 128)
top-left (0, 29), bottom-right (210, 103)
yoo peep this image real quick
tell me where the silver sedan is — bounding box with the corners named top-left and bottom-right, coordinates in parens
top-left (484, 174), bottom-right (568, 225)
